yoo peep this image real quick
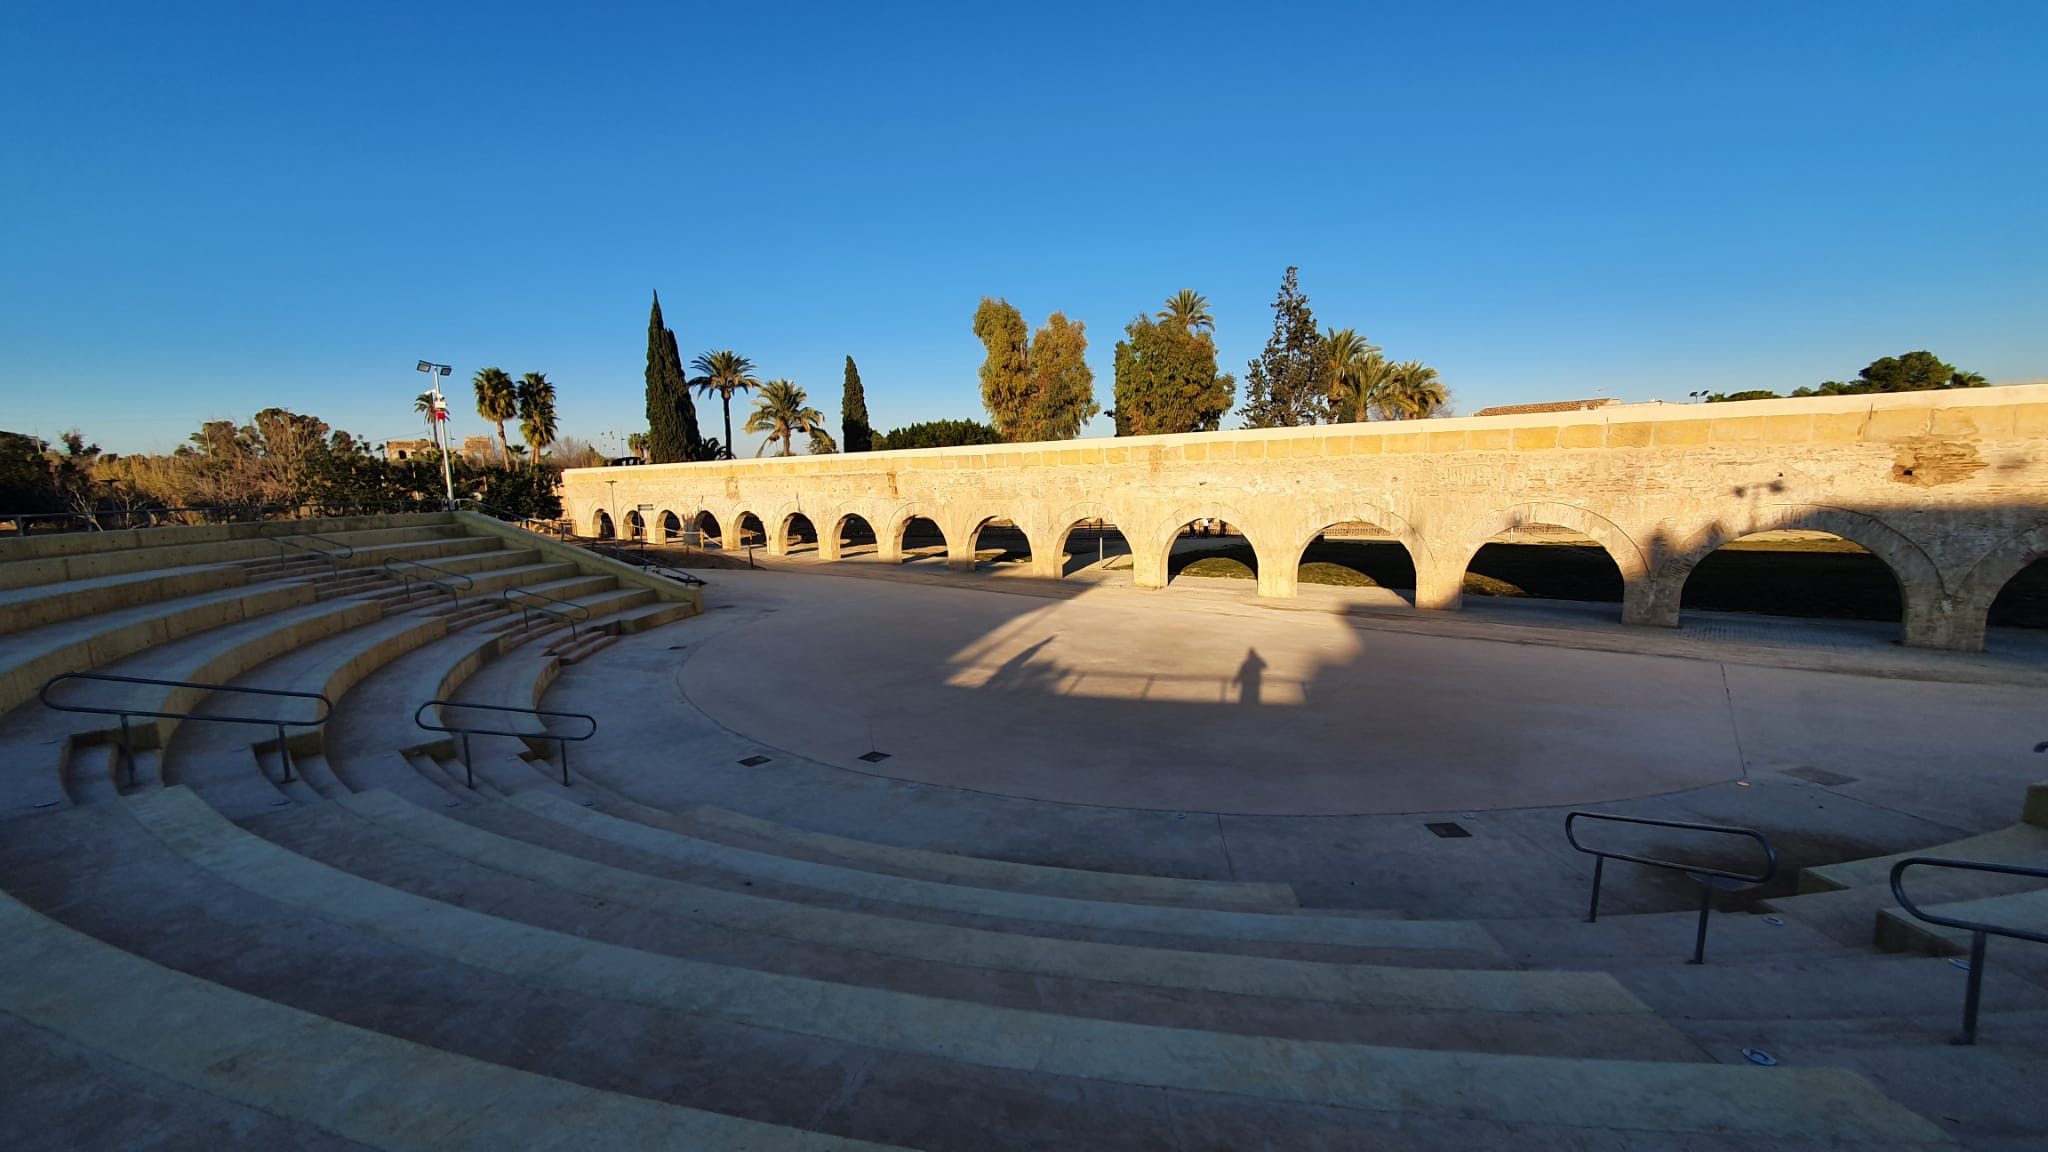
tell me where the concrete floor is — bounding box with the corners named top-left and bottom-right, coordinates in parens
top-left (545, 563), bottom-right (2047, 919)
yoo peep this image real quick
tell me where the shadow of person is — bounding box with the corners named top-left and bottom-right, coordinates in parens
top-left (983, 637), bottom-right (1056, 693)
top-left (1233, 647), bottom-right (1266, 705)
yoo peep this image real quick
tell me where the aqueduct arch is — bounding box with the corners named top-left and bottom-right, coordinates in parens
top-left (565, 385), bottom-right (2048, 651)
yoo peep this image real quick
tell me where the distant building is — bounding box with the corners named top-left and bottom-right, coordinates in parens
top-left (460, 436), bottom-right (494, 464)
top-left (1471, 398), bottom-right (1621, 418)
top-left (384, 438), bottom-right (433, 462)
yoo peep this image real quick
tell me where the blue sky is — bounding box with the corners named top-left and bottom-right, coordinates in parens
top-left (3, 1), bottom-right (2043, 457)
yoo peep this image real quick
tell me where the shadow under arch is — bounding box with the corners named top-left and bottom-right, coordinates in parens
top-left (820, 509), bottom-right (879, 561)
top-left (1284, 500), bottom-right (1431, 605)
top-left (692, 509), bottom-right (723, 549)
top-left (881, 505), bottom-right (947, 563)
top-left (592, 510), bottom-right (615, 540)
top-left (1653, 505), bottom-right (1941, 641)
top-left (1162, 518), bottom-right (1259, 584)
top-left (779, 511), bottom-right (819, 555)
top-left (733, 511), bottom-right (767, 549)
top-left (1445, 503), bottom-right (1643, 618)
top-left (1045, 502), bottom-right (1129, 578)
top-left (958, 511), bottom-right (1032, 570)
top-left (658, 509), bottom-right (682, 543)
top-left (624, 508), bottom-right (646, 540)
top-left (1932, 522), bottom-right (2048, 650)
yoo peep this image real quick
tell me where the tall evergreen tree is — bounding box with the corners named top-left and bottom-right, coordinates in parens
top-left (841, 355), bottom-right (873, 452)
top-left (974, 298), bottom-right (1099, 442)
top-left (973, 298), bottom-right (1034, 439)
top-left (1240, 267), bottom-right (1327, 427)
top-left (643, 292), bottom-right (703, 463)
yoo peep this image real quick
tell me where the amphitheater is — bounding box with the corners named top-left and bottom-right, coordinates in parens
top-left (3, 386), bottom-right (2046, 1150)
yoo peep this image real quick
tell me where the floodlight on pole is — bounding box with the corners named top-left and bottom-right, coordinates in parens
top-left (415, 361), bottom-right (456, 510)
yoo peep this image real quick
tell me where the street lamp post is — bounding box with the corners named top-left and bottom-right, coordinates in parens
top-left (605, 479), bottom-right (618, 539)
top-left (416, 361), bottom-right (456, 510)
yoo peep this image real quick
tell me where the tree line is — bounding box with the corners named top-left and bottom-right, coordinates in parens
top-left (1704, 351), bottom-right (1988, 403)
top-left (2, 407), bottom-right (566, 528)
top-left (638, 268), bottom-right (1450, 460)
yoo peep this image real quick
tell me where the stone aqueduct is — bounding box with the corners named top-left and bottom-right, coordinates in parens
top-left (564, 385), bottom-right (2048, 651)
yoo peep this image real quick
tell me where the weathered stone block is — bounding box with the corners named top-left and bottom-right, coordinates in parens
top-left (1651, 422), bottom-right (1709, 447)
top-left (1605, 423), bottom-right (1652, 448)
top-left (1511, 426), bottom-right (1558, 451)
top-left (1557, 423), bottom-right (1603, 449)
top-left (1468, 428), bottom-right (1511, 451)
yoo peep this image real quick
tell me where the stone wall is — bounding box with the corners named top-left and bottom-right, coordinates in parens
top-left (563, 385), bottom-right (2048, 650)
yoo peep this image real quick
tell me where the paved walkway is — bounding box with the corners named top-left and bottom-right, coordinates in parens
top-left (546, 565), bottom-right (2047, 917)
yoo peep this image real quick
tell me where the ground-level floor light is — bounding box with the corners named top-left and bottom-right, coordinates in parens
top-left (416, 360), bottom-right (455, 510)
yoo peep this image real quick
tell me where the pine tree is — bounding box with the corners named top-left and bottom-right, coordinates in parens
top-left (1240, 267), bottom-right (1327, 427)
top-left (643, 291), bottom-right (703, 463)
top-left (841, 355), bottom-right (873, 452)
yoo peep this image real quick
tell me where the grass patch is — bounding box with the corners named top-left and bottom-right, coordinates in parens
top-left (1179, 556), bottom-right (1256, 580)
top-left (1462, 573), bottom-right (1529, 597)
top-left (1298, 562), bottom-right (1381, 588)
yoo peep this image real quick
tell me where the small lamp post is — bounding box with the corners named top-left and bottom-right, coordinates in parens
top-left (416, 361), bottom-right (456, 510)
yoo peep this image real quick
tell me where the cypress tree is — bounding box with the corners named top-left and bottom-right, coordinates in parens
top-left (841, 355), bottom-right (873, 452)
top-left (643, 291), bottom-right (703, 463)
top-left (1241, 267), bottom-right (1327, 427)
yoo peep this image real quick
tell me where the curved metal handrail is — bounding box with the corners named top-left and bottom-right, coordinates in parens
top-left (383, 558), bottom-right (474, 605)
top-left (456, 499), bottom-right (568, 537)
top-left (40, 672), bottom-right (332, 787)
top-left (413, 699), bottom-right (597, 789)
top-left (275, 531), bottom-right (355, 575)
top-left (586, 540), bottom-right (707, 587)
top-left (502, 587), bottom-right (591, 638)
top-left (1889, 856), bottom-right (2048, 1045)
top-left (1565, 811), bottom-right (1777, 964)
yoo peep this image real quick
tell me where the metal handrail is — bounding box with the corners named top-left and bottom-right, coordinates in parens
top-left (413, 699), bottom-right (597, 789)
top-left (502, 587), bottom-right (591, 638)
top-left (40, 672), bottom-right (332, 787)
top-left (1565, 811), bottom-right (1777, 964)
top-left (275, 531), bottom-right (355, 575)
top-left (1889, 856), bottom-right (2048, 1045)
top-left (383, 558), bottom-right (474, 606)
top-left (587, 540), bottom-right (707, 587)
top-left (456, 499), bottom-right (568, 538)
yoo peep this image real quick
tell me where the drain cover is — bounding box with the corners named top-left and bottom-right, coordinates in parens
top-left (1741, 1048), bottom-right (1778, 1066)
top-left (858, 751), bottom-right (891, 763)
top-left (737, 755), bottom-right (772, 767)
top-left (1425, 822), bottom-right (1471, 838)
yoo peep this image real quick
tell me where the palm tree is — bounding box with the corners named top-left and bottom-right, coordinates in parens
top-left (516, 371), bottom-right (558, 462)
top-left (1379, 361), bottom-right (1447, 420)
top-left (743, 379), bottom-right (835, 457)
top-left (689, 350), bottom-right (759, 460)
top-left (1319, 327), bottom-right (1383, 422)
top-left (1156, 289), bottom-right (1214, 338)
top-left (412, 392), bottom-right (439, 440)
top-left (471, 367), bottom-right (519, 466)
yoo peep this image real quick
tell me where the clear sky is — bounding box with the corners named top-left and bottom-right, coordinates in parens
top-left (3, 1), bottom-right (2043, 457)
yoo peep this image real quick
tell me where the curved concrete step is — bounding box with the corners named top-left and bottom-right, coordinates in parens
top-left (124, 786), bottom-right (1951, 1147)
top-left (674, 800), bottom-right (1298, 911)
top-left (0, 887), bottom-right (906, 1151)
top-left (512, 788), bottom-right (1492, 955)
top-left (0, 514), bottom-right (457, 591)
top-left (0, 577), bottom-right (317, 716)
top-left (336, 787), bottom-right (1651, 1019)
top-left (0, 558), bottom-right (250, 637)
top-left (1798, 823), bottom-right (2048, 894)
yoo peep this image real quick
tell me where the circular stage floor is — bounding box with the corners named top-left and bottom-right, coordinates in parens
top-left (679, 571), bottom-right (1994, 817)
